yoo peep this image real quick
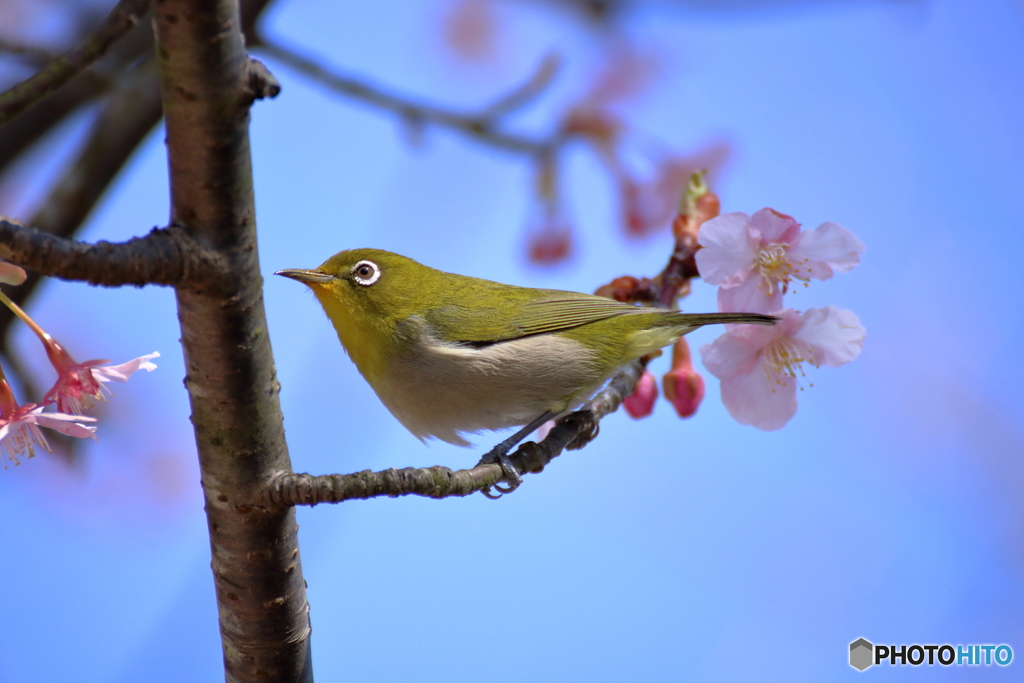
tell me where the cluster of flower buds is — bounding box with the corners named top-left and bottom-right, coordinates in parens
top-left (0, 262), bottom-right (157, 466)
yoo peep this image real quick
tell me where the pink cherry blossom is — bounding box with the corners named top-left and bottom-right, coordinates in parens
top-left (620, 176), bottom-right (667, 237)
top-left (623, 370), bottom-right (658, 419)
top-left (43, 341), bottom-right (159, 415)
top-left (0, 379), bottom-right (96, 466)
top-left (699, 307), bottom-right (866, 431)
top-left (695, 208), bottom-right (865, 314)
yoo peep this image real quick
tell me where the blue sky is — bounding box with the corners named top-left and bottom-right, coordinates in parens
top-left (1, 0), bottom-right (1023, 681)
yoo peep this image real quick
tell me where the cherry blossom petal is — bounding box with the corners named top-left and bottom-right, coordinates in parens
top-left (695, 212), bottom-right (759, 286)
top-left (0, 405), bottom-right (97, 465)
top-left (719, 357), bottom-right (798, 431)
top-left (92, 351), bottom-right (160, 383)
top-left (700, 323), bottom-right (777, 380)
top-left (29, 410), bottom-right (98, 439)
top-left (792, 306), bottom-right (866, 367)
top-left (717, 275), bottom-right (783, 315)
top-left (787, 222), bottom-right (866, 280)
top-left (749, 208), bottom-right (800, 244)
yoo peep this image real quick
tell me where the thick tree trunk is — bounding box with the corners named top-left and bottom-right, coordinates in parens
top-left (152, 0), bottom-right (312, 680)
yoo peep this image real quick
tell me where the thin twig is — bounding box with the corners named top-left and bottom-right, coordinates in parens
top-left (0, 38), bottom-right (63, 64)
top-left (0, 0), bottom-right (152, 126)
top-left (478, 52), bottom-right (560, 120)
top-left (257, 39), bottom-right (569, 155)
top-left (258, 360), bottom-right (645, 507)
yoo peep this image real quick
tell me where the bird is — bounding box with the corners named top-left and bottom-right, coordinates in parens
top-left (277, 248), bottom-right (777, 493)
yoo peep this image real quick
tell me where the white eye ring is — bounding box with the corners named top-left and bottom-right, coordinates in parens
top-left (351, 260), bottom-right (381, 286)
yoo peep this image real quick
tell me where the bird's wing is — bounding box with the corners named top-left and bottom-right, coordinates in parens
top-left (425, 288), bottom-right (649, 345)
top-left (512, 296), bottom-right (647, 336)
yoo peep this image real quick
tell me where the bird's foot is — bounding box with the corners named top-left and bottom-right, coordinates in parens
top-left (476, 444), bottom-right (523, 499)
top-left (565, 410), bottom-right (599, 450)
top-left (474, 411), bottom-right (556, 498)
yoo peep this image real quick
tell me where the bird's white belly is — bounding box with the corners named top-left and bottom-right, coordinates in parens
top-left (373, 331), bottom-right (607, 446)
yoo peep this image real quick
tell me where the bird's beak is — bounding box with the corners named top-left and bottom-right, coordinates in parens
top-left (275, 268), bottom-right (336, 285)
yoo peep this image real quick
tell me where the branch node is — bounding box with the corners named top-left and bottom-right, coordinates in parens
top-left (244, 56), bottom-right (280, 101)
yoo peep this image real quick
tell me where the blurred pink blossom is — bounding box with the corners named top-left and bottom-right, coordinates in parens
top-left (441, 0), bottom-right (498, 61)
top-left (617, 144), bottom-right (732, 238)
top-left (696, 208), bottom-right (865, 314)
top-left (623, 370), bottom-right (658, 419)
top-left (700, 307), bottom-right (866, 431)
top-left (527, 224), bottom-right (573, 265)
top-left (0, 379), bottom-right (95, 467)
top-left (43, 341), bottom-right (159, 415)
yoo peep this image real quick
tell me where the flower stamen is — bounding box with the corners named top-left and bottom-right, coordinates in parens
top-left (763, 337), bottom-right (817, 389)
top-left (756, 243), bottom-right (809, 295)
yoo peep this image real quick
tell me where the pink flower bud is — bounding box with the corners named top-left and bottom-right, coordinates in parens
top-left (663, 366), bottom-right (705, 419)
top-left (623, 370), bottom-right (658, 419)
top-left (662, 338), bottom-right (705, 418)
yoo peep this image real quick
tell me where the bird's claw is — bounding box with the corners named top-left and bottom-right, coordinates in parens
top-left (476, 446), bottom-right (523, 499)
top-left (474, 410), bottom-right (556, 498)
top-left (566, 410), bottom-right (599, 450)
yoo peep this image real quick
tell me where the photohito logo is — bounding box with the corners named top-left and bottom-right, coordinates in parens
top-left (849, 638), bottom-right (1013, 671)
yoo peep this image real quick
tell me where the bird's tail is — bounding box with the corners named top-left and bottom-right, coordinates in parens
top-left (672, 311), bottom-right (779, 328)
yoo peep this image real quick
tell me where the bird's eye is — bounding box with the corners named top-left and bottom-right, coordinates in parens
top-left (351, 260), bottom-right (381, 286)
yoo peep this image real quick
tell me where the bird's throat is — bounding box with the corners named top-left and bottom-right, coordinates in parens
top-left (313, 287), bottom-right (391, 386)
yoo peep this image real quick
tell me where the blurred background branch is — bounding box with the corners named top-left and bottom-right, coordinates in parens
top-left (0, 0), bottom-right (276, 354)
top-left (0, 0), bottom-right (152, 125)
top-left (257, 40), bottom-right (569, 156)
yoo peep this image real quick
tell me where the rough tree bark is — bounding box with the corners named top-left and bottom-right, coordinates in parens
top-left (152, 0), bottom-right (312, 681)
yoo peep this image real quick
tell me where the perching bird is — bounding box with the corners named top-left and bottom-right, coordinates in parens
top-left (277, 249), bottom-right (776, 491)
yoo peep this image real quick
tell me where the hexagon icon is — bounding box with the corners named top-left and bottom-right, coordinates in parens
top-left (850, 638), bottom-right (874, 671)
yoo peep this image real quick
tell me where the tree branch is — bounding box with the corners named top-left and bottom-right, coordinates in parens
top-left (0, 0), bottom-right (152, 126)
top-left (0, 218), bottom-right (225, 287)
top-left (259, 360), bottom-right (644, 507)
top-left (257, 39), bottom-right (567, 156)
